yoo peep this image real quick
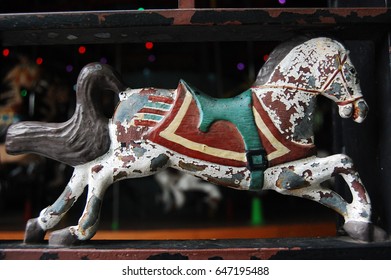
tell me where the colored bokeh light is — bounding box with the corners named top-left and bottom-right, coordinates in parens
top-left (2, 48), bottom-right (10, 57)
top-left (20, 89), bottom-right (28, 97)
top-left (263, 54), bottom-right (269, 62)
top-left (145, 42), bottom-right (154, 50)
top-left (66, 65), bottom-right (73, 73)
top-left (36, 57), bottom-right (43, 65)
top-left (78, 46), bottom-right (86, 54)
top-left (148, 54), bottom-right (156, 62)
top-left (278, 0), bottom-right (286, 4)
top-left (237, 62), bottom-right (245, 71)
top-left (100, 57), bottom-right (108, 64)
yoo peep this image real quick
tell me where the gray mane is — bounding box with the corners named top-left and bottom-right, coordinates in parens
top-left (254, 36), bottom-right (311, 86)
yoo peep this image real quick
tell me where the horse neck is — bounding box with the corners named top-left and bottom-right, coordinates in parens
top-left (261, 39), bottom-right (344, 95)
top-left (254, 86), bottom-right (317, 146)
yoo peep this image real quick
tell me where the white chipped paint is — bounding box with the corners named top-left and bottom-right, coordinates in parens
top-left (253, 37), bottom-right (365, 144)
top-left (263, 154), bottom-right (371, 223)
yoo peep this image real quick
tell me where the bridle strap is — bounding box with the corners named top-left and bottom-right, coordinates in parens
top-left (336, 96), bottom-right (363, 106)
top-left (254, 52), bottom-right (361, 106)
top-left (320, 53), bottom-right (363, 106)
top-left (320, 53), bottom-right (348, 93)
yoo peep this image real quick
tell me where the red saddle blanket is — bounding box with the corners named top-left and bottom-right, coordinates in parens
top-left (148, 83), bottom-right (316, 168)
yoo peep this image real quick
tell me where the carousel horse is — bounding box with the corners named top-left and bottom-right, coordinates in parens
top-left (5, 37), bottom-right (387, 246)
top-left (155, 168), bottom-right (221, 212)
top-left (0, 57), bottom-right (72, 218)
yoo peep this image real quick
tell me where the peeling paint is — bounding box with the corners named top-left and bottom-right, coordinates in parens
top-left (319, 16), bottom-right (337, 24)
top-left (352, 181), bottom-right (369, 204)
top-left (150, 154), bottom-right (169, 172)
top-left (92, 164), bottom-right (104, 173)
top-left (156, 10), bottom-right (195, 25)
top-left (178, 160), bottom-right (207, 172)
top-left (277, 168), bottom-right (309, 190)
top-left (113, 171), bottom-right (128, 181)
top-left (318, 191), bottom-right (348, 216)
top-left (47, 186), bottom-right (76, 216)
top-left (204, 175), bottom-right (240, 189)
top-left (79, 195), bottom-right (102, 236)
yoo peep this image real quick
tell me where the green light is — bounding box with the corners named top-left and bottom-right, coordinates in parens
top-left (138, 7), bottom-right (144, 11)
top-left (251, 196), bottom-right (264, 226)
top-left (21, 89), bottom-right (28, 97)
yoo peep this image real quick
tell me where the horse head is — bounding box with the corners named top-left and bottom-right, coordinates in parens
top-left (317, 39), bottom-right (368, 123)
top-left (255, 37), bottom-right (368, 124)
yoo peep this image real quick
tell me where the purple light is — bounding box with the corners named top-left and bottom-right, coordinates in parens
top-left (148, 54), bottom-right (156, 62)
top-left (237, 62), bottom-right (245, 71)
top-left (278, 0), bottom-right (286, 4)
top-left (100, 57), bottom-right (108, 64)
top-left (66, 65), bottom-right (73, 72)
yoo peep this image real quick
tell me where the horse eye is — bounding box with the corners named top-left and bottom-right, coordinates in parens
top-left (349, 67), bottom-right (356, 74)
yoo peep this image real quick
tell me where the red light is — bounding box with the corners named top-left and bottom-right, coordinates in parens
top-left (263, 54), bottom-right (269, 62)
top-left (2, 48), bottom-right (10, 57)
top-left (78, 46), bottom-right (86, 54)
top-left (36, 57), bottom-right (43, 65)
top-left (145, 42), bottom-right (154, 50)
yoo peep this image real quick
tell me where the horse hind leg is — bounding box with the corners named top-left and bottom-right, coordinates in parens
top-left (265, 154), bottom-right (387, 241)
top-left (24, 167), bottom-right (87, 243)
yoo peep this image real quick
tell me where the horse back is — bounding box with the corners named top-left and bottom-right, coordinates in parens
top-left (143, 82), bottom-right (316, 169)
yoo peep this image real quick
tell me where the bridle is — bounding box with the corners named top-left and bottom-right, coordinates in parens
top-left (253, 51), bottom-right (363, 107)
top-left (320, 52), bottom-right (363, 107)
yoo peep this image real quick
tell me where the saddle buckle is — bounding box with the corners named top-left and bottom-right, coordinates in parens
top-left (246, 149), bottom-right (268, 171)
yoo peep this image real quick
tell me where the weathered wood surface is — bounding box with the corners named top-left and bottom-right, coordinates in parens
top-left (1, 8), bottom-right (391, 45)
top-left (1, 237), bottom-right (391, 260)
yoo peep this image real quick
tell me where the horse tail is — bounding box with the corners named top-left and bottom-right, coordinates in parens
top-left (5, 63), bottom-right (127, 166)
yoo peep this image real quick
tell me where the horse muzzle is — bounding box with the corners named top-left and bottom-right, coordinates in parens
top-left (352, 98), bottom-right (368, 123)
top-left (338, 97), bottom-right (368, 123)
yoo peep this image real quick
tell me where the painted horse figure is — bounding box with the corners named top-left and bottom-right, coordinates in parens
top-left (6, 37), bottom-right (387, 246)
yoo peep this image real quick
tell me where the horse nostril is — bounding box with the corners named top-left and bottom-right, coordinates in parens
top-left (353, 99), bottom-right (368, 123)
top-left (338, 103), bottom-right (353, 118)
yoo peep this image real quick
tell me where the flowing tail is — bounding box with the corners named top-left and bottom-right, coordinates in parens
top-left (5, 63), bottom-right (127, 166)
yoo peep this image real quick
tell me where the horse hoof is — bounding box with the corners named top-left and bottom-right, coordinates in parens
top-left (49, 227), bottom-right (80, 247)
top-left (343, 221), bottom-right (388, 242)
top-left (24, 218), bottom-right (46, 244)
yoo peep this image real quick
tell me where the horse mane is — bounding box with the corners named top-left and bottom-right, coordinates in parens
top-left (253, 36), bottom-right (312, 86)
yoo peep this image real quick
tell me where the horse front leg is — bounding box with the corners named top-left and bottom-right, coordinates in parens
top-left (48, 163), bottom-right (113, 246)
top-left (24, 167), bottom-right (87, 243)
top-left (264, 154), bottom-right (387, 242)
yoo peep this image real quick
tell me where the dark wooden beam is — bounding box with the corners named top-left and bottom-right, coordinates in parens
top-left (1, 237), bottom-right (391, 259)
top-left (0, 8), bottom-right (391, 45)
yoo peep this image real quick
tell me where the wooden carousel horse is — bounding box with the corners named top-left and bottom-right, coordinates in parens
top-left (155, 168), bottom-right (221, 212)
top-left (0, 57), bottom-right (71, 218)
top-left (5, 37), bottom-right (387, 246)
